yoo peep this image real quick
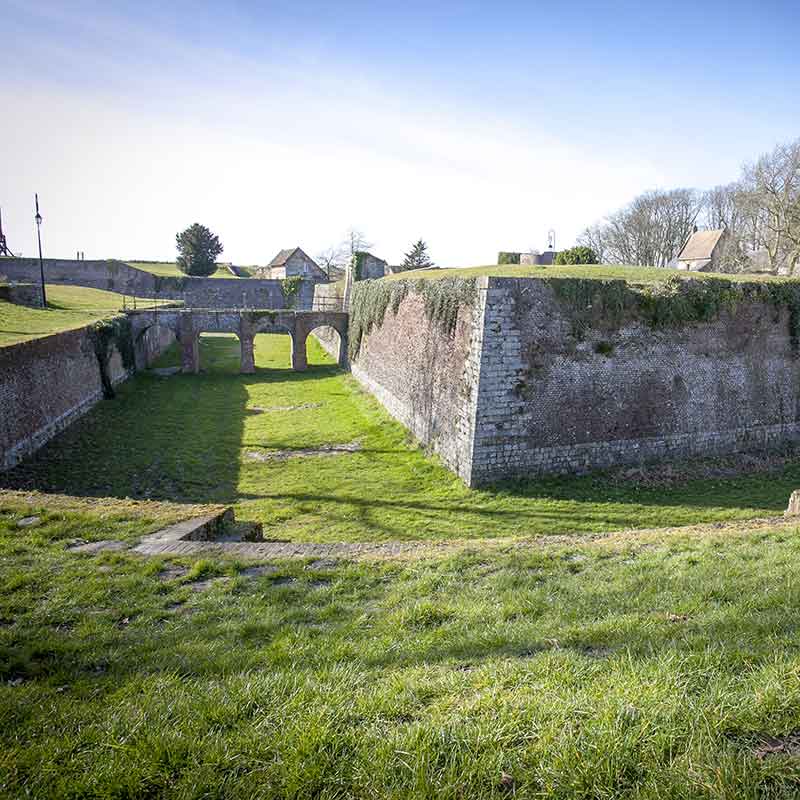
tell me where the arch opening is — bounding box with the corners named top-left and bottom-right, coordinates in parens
top-left (197, 332), bottom-right (242, 374)
top-left (135, 323), bottom-right (179, 370)
top-left (307, 324), bottom-right (344, 368)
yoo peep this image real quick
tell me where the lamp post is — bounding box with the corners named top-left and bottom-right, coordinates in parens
top-left (34, 194), bottom-right (47, 308)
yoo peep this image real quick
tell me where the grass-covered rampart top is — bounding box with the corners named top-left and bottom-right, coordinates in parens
top-left (349, 277), bottom-right (477, 359)
top-left (0, 286), bottom-right (172, 347)
top-left (384, 263), bottom-right (792, 283)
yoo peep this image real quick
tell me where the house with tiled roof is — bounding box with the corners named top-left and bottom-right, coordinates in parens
top-left (676, 229), bottom-right (727, 271)
top-left (257, 248), bottom-right (327, 280)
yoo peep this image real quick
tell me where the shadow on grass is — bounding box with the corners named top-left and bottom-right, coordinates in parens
top-left (1, 334), bottom-right (797, 538)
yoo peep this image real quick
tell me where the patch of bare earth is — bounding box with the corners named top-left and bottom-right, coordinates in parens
top-left (249, 402), bottom-right (323, 413)
top-left (246, 440), bottom-right (362, 462)
top-left (605, 452), bottom-right (797, 488)
top-left (754, 733), bottom-right (800, 759)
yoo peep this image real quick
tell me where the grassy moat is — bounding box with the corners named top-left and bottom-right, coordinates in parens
top-left (5, 332), bottom-right (800, 797)
top-left (2, 333), bottom-right (798, 543)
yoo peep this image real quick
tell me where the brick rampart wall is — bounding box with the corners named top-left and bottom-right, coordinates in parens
top-left (350, 291), bottom-right (484, 482)
top-left (351, 277), bottom-right (800, 485)
top-left (0, 326), bottom-right (129, 470)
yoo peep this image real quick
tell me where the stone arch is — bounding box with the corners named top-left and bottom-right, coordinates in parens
top-left (133, 323), bottom-right (180, 370)
top-left (250, 315), bottom-right (302, 371)
top-left (304, 322), bottom-right (347, 368)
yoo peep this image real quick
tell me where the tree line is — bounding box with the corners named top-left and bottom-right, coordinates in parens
top-left (578, 137), bottom-right (800, 273)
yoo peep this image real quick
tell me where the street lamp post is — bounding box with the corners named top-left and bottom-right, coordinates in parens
top-left (34, 194), bottom-right (46, 308)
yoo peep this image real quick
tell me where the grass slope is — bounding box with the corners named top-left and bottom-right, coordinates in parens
top-left (3, 334), bottom-right (798, 542)
top-left (127, 261), bottom-right (236, 279)
top-left (0, 286), bottom-right (172, 347)
top-left (2, 497), bottom-right (800, 797)
top-left (388, 264), bottom-right (791, 283)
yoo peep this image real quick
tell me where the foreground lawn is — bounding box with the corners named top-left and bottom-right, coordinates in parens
top-left (0, 286), bottom-right (173, 346)
top-left (3, 333), bottom-right (798, 543)
top-left (2, 496), bottom-right (800, 797)
top-left (390, 264), bottom-right (792, 283)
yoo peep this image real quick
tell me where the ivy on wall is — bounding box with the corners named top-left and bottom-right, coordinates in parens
top-left (87, 316), bottom-right (135, 399)
top-left (349, 277), bottom-right (477, 359)
top-left (545, 275), bottom-right (800, 353)
top-left (280, 276), bottom-right (304, 309)
top-left (352, 252), bottom-right (368, 281)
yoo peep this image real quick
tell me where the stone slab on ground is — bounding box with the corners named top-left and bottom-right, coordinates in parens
top-left (68, 540), bottom-right (128, 554)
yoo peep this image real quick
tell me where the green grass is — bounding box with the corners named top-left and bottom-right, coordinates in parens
top-left (0, 286), bottom-right (175, 347)
top-left (388, 264), bottom-right (792, 283)
top-left (127, 261), bottom-right (237, 279)
top-left (3, 333), bottom-right (798, 543)
top-left (3, 497), bottom-right (800, 797)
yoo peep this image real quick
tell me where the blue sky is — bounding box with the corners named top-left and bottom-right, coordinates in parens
top-left (2, 0), bottom-right (799, 265)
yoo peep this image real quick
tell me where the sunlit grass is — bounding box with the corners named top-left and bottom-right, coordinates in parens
top-left (0, 285), bottom-right (174, 346)
top-left (3, 334), bottom-right (797, 543)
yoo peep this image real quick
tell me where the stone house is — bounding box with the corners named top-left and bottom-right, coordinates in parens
top-left (676, 229), bottom-right (727, 271)
top-left (258, 248), bottom-right (327, 280)
top-left (355, 252), bottom-right (390, 279)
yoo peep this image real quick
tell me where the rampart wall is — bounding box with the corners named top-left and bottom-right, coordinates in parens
top-left (0, 325), bottom-right (130, 470)
top-left (351, 276), bottom-right (800, 485)
top-left (0, 258), bottom-right (316, 309)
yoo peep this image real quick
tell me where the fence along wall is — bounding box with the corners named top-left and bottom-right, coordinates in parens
top-left (0, 258), bottom-right (315, 309)
top-left (351, 276), bottom-right (800, 486)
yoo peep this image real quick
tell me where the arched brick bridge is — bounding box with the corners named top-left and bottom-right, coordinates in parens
top-left (128, 308), bottom-right (349, 373)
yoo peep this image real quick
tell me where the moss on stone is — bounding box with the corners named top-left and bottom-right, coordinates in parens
top-left (87, 315), bottom-right (135, 398)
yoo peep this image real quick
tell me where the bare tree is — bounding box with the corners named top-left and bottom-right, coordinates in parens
top-left (741, 140), bottom-right (800, 272)
top-left (584, 189), bottom-right (703, 268)
top-left (343, 228), bottom-right (373, 258)
top-left (316, 244), bottom-right (347, 279)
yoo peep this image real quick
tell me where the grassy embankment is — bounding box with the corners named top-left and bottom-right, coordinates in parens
top-left (3, 333), bottom-right (798, 543)
top-left (0, 286), bottom-right (173, 347)
top-left (127, 261), bottom-right (255, 278)
top-left (2, 492), bottom-right (800, 797)
top-left (387, 263), bottom-right (790, 283)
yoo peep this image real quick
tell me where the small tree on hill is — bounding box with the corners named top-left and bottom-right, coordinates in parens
top-left (554, 245), bottom-right (599, 265)
top-left (401, 239), bottom-right (434, 271)
top-left (176, 223), bottom-right (224, 276)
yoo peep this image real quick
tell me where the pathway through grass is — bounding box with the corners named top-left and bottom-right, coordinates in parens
top-left (3, 333), bottom-right (799, 543)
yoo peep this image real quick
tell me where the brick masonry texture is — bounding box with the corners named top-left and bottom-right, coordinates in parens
top-left (352, 277), bottom-right (800, 486)
top-left (0, 325), bottom-right (131, 470)
top-left (351, 290), bottom-right (485, 483)
top-left (0, 258), bottom-right (316, 309)
top-left (0, 283), bottom-right (42, 307)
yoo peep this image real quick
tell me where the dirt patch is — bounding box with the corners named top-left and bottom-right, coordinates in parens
top-left (190, 576), bottom-right (231, 592)
top-left (246, 440), bottom-right (362, 462)
top-left (239, 565), bottom-right (278, 578)
top-left (754, 732), bottom-right (800, 759)
top-left (67, 540), bottom-right (127, 554)
top-left (270, 576), bottom-right (297, 587)
top-left (158, 565), bottom-right (188, 582)
top-left (249, 402), bottom-right (324, 413)
top-left (306, 558), bottom-right (338, 570)
top-left (604, 452), bottom-right (797, 488)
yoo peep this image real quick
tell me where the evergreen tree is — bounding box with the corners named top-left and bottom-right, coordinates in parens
top-left (401, 239), bottom-right (434, 271)
top-left (175, 223), bottom-right (224, 276)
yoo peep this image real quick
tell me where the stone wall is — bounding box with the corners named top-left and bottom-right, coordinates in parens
top-left (0, 258), bottom-right (315, 309)
top-left (0, 325), bottom-right (129, 470)
top-left (350, 289), bottom-right (484, 483)
top-left (351, 276), bottom-right (800, 486)
top-left (0, 283), bottom-right (42, 307)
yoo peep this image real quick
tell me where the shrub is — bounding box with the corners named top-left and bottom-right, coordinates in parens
top-left (498, 251), bottom-right (521, 265)
top-left (554, 246), bottom-right (600, 266)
